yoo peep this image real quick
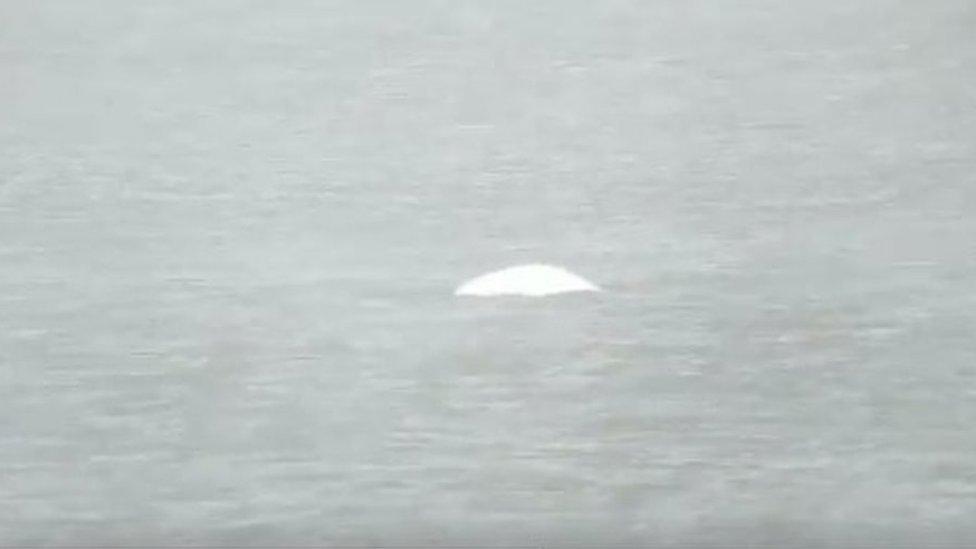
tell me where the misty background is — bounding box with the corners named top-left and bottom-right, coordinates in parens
top-left (1, 0), bottom-right (975, 546)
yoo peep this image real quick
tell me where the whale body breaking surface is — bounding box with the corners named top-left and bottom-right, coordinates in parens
top-left (454, 264), bottom-right (601, 297)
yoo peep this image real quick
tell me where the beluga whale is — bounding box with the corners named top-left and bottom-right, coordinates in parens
top-left (454, 264), bottom-right (601, 297)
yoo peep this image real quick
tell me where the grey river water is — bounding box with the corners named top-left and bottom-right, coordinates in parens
top-left (1, 1), bottom-right (975, 546)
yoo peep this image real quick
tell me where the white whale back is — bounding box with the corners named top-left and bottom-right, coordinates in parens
top-left (455, 264), bottom-right (601, 297)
